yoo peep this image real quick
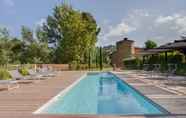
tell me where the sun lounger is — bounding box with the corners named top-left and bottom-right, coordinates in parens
top-left (0, 80), bottom-right (19, 91)
top-left (28, 69), bottom-right (49, 80)
top-left (37, 68), bottom-right (56, 77)
top-left (166, 64), bottom-right (177, 77)
top-left (141, 64), bottom-right (165, 79)
top-left (9, 70), bottom-right (39, 84)
top-left (9, 70), bottom-right (28, 80)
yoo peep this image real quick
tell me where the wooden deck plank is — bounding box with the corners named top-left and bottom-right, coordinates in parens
top-left (0, 71), bottom-right (85, 118)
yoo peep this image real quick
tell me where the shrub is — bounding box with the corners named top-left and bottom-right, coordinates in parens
top-left (0, 68), bottom-right (12, 80)
top-left (144, 52), bottom-right (185, 73)
top-left (69, 61), bottom-right (81, 70)
top-left (175, 63), bottom-right (186, 76)
top-left (169, 54), bottom-right (184, 64)
top-left (123, 58), bottom-right (142, 70)
top-left (148, 55), bottom-right (160, 64)
top-left (18, 67), bottom-right (29, 76)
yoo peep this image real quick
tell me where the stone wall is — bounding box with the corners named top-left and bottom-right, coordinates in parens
top-left (111, 38), bottom-right (135, 68)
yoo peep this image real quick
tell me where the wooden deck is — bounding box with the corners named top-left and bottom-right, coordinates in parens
top-left (0, 71), bottom-right (85, 118)
top-left (0, 71), bottom-right (186, 118)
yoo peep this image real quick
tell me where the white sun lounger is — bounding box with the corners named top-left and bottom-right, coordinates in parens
top-left (28, 69), bottom-right (50, 80)
top-left (37, 68), bottom-right (56, 77)
top-left (9, 70), bottom-right (27, 80)
top-left (9, 70), bottom-right (40, 84)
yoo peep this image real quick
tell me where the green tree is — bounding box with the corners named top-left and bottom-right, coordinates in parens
top-left (99, 47), bottom-right (103, 70)
top-left (36, 26), bottom-right (49, 43)
top-left (19, 25), bottom-right (51, 64)
top-left (21, 26), bottom-right (34, 44)
top-left (43, 4), bottom-right (100, 64)
top-left (0, 28), bottom-right (9, 39)
top-left (0, 28), bottom-right (12, 64)
top-left (102, 45), bottom-right (116, 65)
top-left (21, 42), bottom-right (51, 64)
top-left (0, 4), bottom-right (100, 66)
top-left (9, 38), bottom-right (25, 64)
top-left (145, 40), bottom-right (157, 49)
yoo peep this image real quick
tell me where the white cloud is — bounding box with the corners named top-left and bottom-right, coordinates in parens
top-left (155, 14), bottom-right (186, 34)
top-left (98, 20), bottom-right (136, 46)
top-left (3, 0), bottom-right (14, 7)
top-left (156, 16), bottom-right (175, 23)
top-left (104, 21), bottom-right (136, 39)
top-left (35, 18), bottom-right (46, 27)
top-left (99, 9), bottom-right (186, 47)
top-left (33, 18), bottom-right (46, 39)
top-left (98, 10), bottom-right (151, 46)
top-left (175, 16), bottom-right (186, 33)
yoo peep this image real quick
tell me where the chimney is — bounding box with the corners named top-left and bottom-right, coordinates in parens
top-left (124, 37), bottom-right (128, 40)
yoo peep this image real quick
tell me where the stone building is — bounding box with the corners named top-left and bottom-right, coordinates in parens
top-left (111, 38), bottom-right (142, 68)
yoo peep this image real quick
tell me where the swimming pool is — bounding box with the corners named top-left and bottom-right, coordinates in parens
top-left (35, 72), bottom-right (168, 115)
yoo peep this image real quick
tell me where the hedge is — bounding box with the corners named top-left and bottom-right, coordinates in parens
top-left (123, 58), bottom-right (142, 70)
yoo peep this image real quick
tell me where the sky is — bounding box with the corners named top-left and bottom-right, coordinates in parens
top-left (0, 0), bottom-right (186, 47)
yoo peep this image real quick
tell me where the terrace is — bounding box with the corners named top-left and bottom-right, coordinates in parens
top-left (0, 69), bottom-right (186, 118)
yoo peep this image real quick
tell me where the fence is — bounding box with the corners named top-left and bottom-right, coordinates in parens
top-left (0, 64), bottom-right (111, 71)
top-left (0, 64), bottom-right (34, 70)
top-left (36, 64), bottom-right (69, 71)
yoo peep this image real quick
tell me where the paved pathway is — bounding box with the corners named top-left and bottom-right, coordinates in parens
top-left (115, 72), bottom-right (186, 118)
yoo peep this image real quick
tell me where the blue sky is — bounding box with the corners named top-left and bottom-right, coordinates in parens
top-left (0, 0), bottom-right (186, 47)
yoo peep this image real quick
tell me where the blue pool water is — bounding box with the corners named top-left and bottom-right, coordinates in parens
top-left (40, 72), bottom-right (168, 115)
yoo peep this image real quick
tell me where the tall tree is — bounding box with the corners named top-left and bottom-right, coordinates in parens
top-left (99, 47), bottom-right (103, 70)
top-left (9, 38), bottom-right (25, 64)
top-left (102, 45), bottom-right (116, 65)
top-left (21, 26), bottom-right (34, 44)
top-left (36, 26), bottom-right (49, 43)
top-left (21, 42), bottom-right (51, 64)
top-left (20, 26), bottom-right (51, 64)
top-left (0, 28), bottom-right (9, 39)
top-left (43, 4), bottom-right (100, 64)
top-left (0, 28), bottom-right (11, 64)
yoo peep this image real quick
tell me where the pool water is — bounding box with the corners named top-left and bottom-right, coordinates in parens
top-left (38, 72), bottom-right (168, 115)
